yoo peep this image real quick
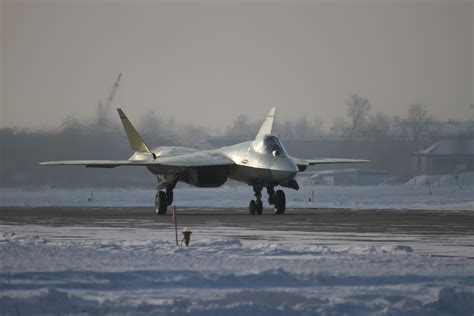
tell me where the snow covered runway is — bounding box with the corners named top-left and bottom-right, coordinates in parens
top-left (1, 208), bottom-right (474, 315)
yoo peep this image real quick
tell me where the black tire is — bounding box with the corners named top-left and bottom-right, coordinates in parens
top-left (268, 195), bottom-right (275, 205)
top-left (155, 191), bottom-right (168, 215)
top-left (249, 200), bottom-right (256, 215)
top-left (274, 190), bottom-right (286, 214)
top-left (256, 200), bottom-right (263, 215)
top-left (166, 190), bottom-right (173, 206)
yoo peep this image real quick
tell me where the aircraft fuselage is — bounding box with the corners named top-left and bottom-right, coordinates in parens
top-left (147, 135), bottom-right (298, 189)
top-left (40, 106), bottom-right (369, 215)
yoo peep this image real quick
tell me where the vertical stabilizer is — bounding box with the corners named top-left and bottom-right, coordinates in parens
top-left (255, 107), bottom-right (276, 139)
top-left (117, 108), bottom-right (151, 153)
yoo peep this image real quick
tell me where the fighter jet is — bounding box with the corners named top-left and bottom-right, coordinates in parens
top-left (40, 108), bottom-right (369, 215)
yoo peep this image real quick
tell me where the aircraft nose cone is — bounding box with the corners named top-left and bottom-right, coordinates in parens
top-left (271, 157), bottom-right (298, 180)
top-left (272, 157), bottom-right (298, 172)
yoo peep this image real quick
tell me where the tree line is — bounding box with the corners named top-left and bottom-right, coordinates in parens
top-left (224, 94), bottom-right (474, 153)
top-left (1, 96), bottom-right (473, 188)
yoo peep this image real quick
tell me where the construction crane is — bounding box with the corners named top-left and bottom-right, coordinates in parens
top-left (97, 73), bottom-right (122, 126)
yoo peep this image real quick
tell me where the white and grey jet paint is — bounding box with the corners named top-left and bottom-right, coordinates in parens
top-left (40, 108), bottom-right (369, 215)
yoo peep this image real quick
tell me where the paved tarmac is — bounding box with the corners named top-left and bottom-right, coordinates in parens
top-left (1, 206), bottom-right (473, 234)
top-left (2, 207), bottom-right (474, 258)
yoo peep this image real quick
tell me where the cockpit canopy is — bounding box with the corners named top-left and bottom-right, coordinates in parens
top-left (253, 134), bottom-right (287, 157)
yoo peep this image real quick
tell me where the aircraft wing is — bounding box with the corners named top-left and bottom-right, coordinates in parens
top-left (304, 158), bottom-right (371, 165)
top-left (291, 157), bottom-right (371, 171)
top-left (40, 160), bottom-right (137, 168)
top-left (39, 151), bottom-right (235, 171)
top-left (154, 151), bottom-right (235, 169)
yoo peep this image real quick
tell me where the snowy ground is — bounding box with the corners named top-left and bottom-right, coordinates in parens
top-left (1, 183), bottom-right (473, 314)
top-left (1, 184), bottom-right (473, 211)
top-left (1, 222), bottom-right (474, 315)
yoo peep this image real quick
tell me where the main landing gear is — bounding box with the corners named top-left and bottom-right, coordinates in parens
top-left (249, 186), bottom-right (263, 215)
top-left (248, 186), bottom-right (286, 215)
top-left (155, 186), bottom-right (174, 215)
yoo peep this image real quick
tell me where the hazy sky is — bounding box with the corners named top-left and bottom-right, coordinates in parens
top-left (1, 0), bottom-right (473, 130)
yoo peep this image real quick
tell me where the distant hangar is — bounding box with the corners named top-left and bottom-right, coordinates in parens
top-left (414, 140), bottom-right (474, 174)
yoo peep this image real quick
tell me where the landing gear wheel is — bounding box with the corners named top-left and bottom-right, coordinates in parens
top-left (267, 187), bottom-right (275, 205)
top-left (155, 191), bottom-right (168, 215)
top-left (256, 200), bottom-right (263, 215)
top-left (166, 190), bottom-right (173, 206)
top-left (249, 200), bottom-right (256, 215)
top-left (273, 190), bottom-right (286, 214)
top-left (268, 196), bottom-right (275, 205)
top-left (251, 185), bottom-right (263, 215)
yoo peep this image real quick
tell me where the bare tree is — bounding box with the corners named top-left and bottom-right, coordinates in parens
top-left (405, 104), bottom-right (432, 151)
top-left (312, 116), bottom-right (325, 137)
top-left (280, 120), bottom-right (295, 138)
top-left (294, 117), bottom-right (312, 138)
top-left (346, 94), bottom-right (372, 138)
top-left (275, 116), bottom-right (325, 138)
top-left (469, 104), bottom-right (474, 135)
top-left (139, 110), bottom-right (159, 133)
top-left (329, 117), bottom-right (350, 137)
top-left (224, 115), bottom-right (259, 139)
top-left (366, 112), bottom-right (393, 140)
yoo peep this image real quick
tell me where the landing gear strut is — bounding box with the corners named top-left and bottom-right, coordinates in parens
top-left (155, 191), bottom-right (167, 215)
top-left (155, 184), bottom-right (175, 215)
top-left (267, 187), bottom-right (285, 214)
top-left (267, 187), bottom-right (275, 205)
top-left (249, 185), bottom-right (263, 215)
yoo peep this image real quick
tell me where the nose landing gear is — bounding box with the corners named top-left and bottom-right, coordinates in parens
top-left (267, 187), bottom-right (286, 214)
top-left (249, 186), bottom-right (286, 215)
top-left (273, 190), bottom-right (286, 214)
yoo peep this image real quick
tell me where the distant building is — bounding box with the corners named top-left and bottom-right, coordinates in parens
top-left (413, 140), bottom-right (474, 174)
top-left (307, 169), bottom-right (388, 186)
top-left (427, 120), bottom-right (474, 138)
top-left (396, 120), bottom-right (474, 139)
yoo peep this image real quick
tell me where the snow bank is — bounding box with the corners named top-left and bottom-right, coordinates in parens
top-left (2, 286), bottom-right (473, 316)
top-left (1, 226), bottom-right (473, 315)
top-left (407, 171), bottom-right (474, 186)
top-left (1, 184), bottom-right (473, 210)
top-left (1, 283), bottom-right (472, 316)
